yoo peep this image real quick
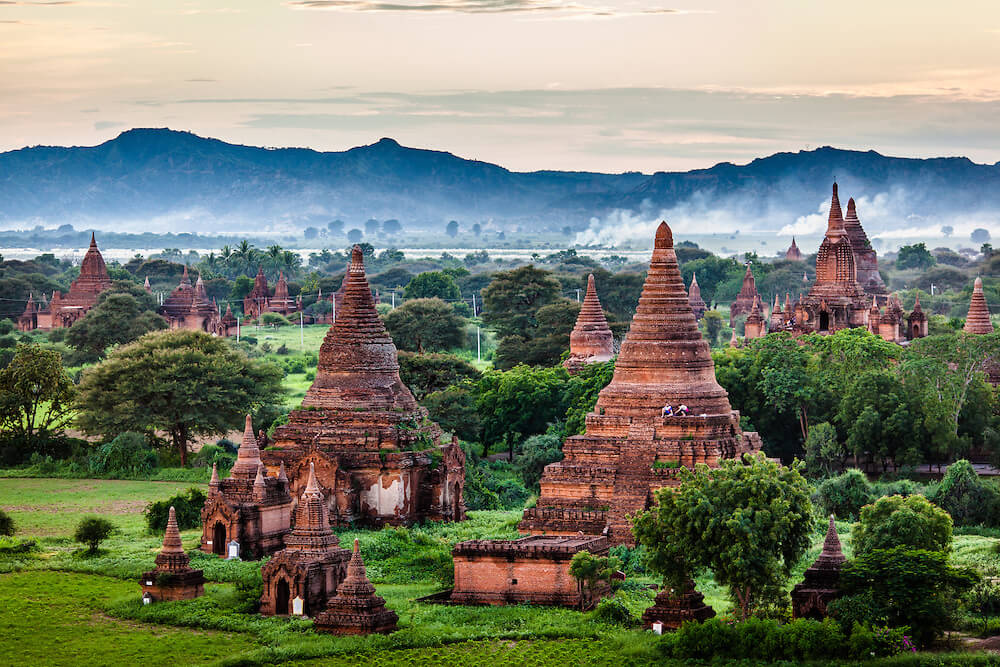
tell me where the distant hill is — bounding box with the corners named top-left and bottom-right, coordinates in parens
top-left (2, 128), bottom-right (999, 236)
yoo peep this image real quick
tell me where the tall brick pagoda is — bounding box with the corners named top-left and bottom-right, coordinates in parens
top-left (520, 221), bottom-right (763, 545)
top-left (200, 415), bottom-right (293, 559)
top-left (263, 246), bottom-right (465, 527)
top-left (964, 277), bottom-right (994, 334)
top-left (907, 293), bottom-right (928, 340)
top-left (19, 232), bottom-right (111, 331)
top-left (244, 267), bottom-right (270, 319)
top-left (141, 506), bottom-right (205, 602)
top-left (843, 197), bottom-right (887, 297)
top-left (687, 272), bottom-right (707, 320)
top-left (792, 516), bottom-right (846, 619)
top-left (564, 273), bottom-right (614, 372)
top-left (729, 264), bottom-right (760, 324)
top-left (313, 538), bottom-right (398, 635)
top-left (261, 463), bottom-right (351, 616)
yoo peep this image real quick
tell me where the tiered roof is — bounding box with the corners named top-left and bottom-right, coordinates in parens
top-left (313, 539), bottom-right (398, 635)
top-left (565, 274), bottom-right (614, 366)
top-left (964, 277), bottom-right (994, 334)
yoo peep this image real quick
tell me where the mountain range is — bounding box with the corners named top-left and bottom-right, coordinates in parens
top-left (2, 128), bottom-right (999, 238)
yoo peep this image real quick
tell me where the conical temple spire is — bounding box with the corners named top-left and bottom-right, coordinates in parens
top-left (688, 271), bottom-right (707, 319)
top-left (964, 277), bottom-right (994, 334)
top-left (814, 515), bottom-right (846, 567)
top-left (180, 264), bottom-right (191, 287)
top-left (284, 462), bottom-right (339, 551)
top-left (152, 505), bottom-right (193, 572)
top-left (90, 231), bottom-right (97, 247)
top-left (231, 414), bottom-right (263, 477)
top-left (209, 462), bottom-right (219, 488)
top-left (567, 274), bottom-right (614, 363)
top-left (825, 183), bottom-right (847, 239)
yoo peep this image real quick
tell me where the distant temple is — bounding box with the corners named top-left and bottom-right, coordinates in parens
top-left (687, 272), bottom-right (707, 320)
top-left (964, 277), bottom-right (994, 334)
top-left (785, 237), bottom-right (803, 261)
top-left (563, 274), bottom-right (614, 372)
top-left (141, 506), bottom-right (205, 602)
top-left (520, 222), bottom-right (762, 545)
top-left (158, 267), bottom-right (229, 335)
top-left (729, 264), bottom-right (760, 324)
top-left (19, 233), bottom-right (111, 331)
top-left (843, 197), bottom-right (887, 297)
top-left (243, 267), bottom-right (301, 319)
top-left (262, 246), bottom-right (466, 527)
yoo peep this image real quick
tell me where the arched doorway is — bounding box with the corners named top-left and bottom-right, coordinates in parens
top-left (213, 522), bottom-right (226, 555)
top-left (276, 579), bottom-right (290, 615)
top-left (913, 323), bottom-right (920, 338)
top-left (819, 311), bottom-right (830, 332)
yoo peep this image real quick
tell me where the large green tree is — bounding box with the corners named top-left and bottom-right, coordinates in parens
top-left (852, 494), bottom-right (953, 555)
top-left (403, 271), bottom-right (461, 301)
top-left (481, 265), bottom-right (562, 340)
top-left (0, 343), bottom-right (76, 440)
top-left (397, 351), bottom-right (480, 399)
top-left (383, 298), bottom-right (465, 354)
top-left (477, 364), bottom-right (570, 458)
top-left (632, 454), bottom-right (814, 619)
top-left (65, 282), bottom-right (167, 362)
top-left (76, 330), bottom-right (284, 465)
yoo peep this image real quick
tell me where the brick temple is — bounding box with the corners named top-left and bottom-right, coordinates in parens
top-left (447, 535), bottom-right (610, 609)
top-left (843, 197), bottom-right (887, 297)
top-left (641, 578), bottom-right (715, 631)
top-left (200, 415), bottom-right (293, 559)
top-left (964, 277), bottom-right (994, 334)
top-left (140, 506), bottom-right (205, 602)
top-left (260, 463), bottom-right (351, 616)
top-left (158, 267), bottom-right (228, 335)
top-left (729, 264), bottom-right (760, 325)
top-left (791, 516), bottom-right (846, 619)
top-left (687, 273), bottom-right (707, 320)
top-left (784, 237), bottom-right (803, 261)
top-left (563, 273), bottom-right (614, 372)
top-left (262, 246), bottom-right (466, 527)
top-left (19, 233), bottom-right (111, 331)
top-left (520, 221), bottom-right (763, 545)
top-left (243, 267), bottom-right (301, 319)
top-left (313, 539), bottom-right (398, 635)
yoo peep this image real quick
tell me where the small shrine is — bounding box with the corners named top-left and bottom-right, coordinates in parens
top-left (687, 272), bottom-right (707, 320)
top-left (641, 578), bottom-right (715, 631)
top-left (140, 506), bottom-right (205, 602)
top-left (563, 273), bottom-right (614, 372)
top-left (260, 463), bottom-right (351, 617)
top-left (200, 415), bottom-right (293, 559)
top-left (964, 277), bottom-right (994, 334)
top-left (313, 539), bottom-right (399, 635)
top-left (743, 295), bottom-right (766, 339)
top-left (792, 516), bottom-right (846, 619)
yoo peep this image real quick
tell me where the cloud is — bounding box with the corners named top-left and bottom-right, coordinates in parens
top-left (184, 78), bottom-right (217, 83)
top-left (93, 120), bottom-right (123, 130)
top-left (286, 0), bottom-right (678, 18)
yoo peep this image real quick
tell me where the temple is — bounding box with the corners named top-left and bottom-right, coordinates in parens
top-left (263, 246), bottom-right (466, 527)
top-left (784, 237), bottom-right (803, 261)
top-left (729, 264), bottom-right (760, 324)
top-left (243, 267), bottom-right (301, 319)
top-left (641, 578), bottom-right (715, 630)
top-left (791, 516), bottom-right (846, 619)
top-left (260, 463), bottom-right (351, 616)
top-left (843, 197), bottom-right (887, 296)
top-left (687, 273), bottom-right (707, 320)
top-left (743, 295), bottom-right (766, 340)
top-left (520, 222), bottom-right (763, 545)
top-left (200, 416), bottom-right (293, 559)
top-left (158, 267), bottom-right (228, 335)
top-left (313, 539), bottom-right (398, 635)
top-left (19, 233), bottom-right (111, 331)
top-left (140, 506), bottom-right (205, 602)
top-left (964, 277), bottom-right (994, 334)
top-left (563, 274), bottom-right (615, 372)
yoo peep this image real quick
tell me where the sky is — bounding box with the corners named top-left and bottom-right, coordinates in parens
top-left (3, 1), bottom-right (1000, 173)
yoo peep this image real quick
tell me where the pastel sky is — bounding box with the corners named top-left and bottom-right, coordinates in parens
top-left (3, 0), bottom-right (1000, 172)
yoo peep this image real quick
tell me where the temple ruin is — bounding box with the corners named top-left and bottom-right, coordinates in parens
top-left (19, 233), bottom-right (111, 331)
top-left (791, 516), bottom-right (846, 619)
top-left (262, 246), bottom-right (466, 527)
top-left (641, 578), bottom-right (715, 631)
top-left (158, 267), bottom-right (228, 335)
top-left (729, 264), bottom-right (760, 324)
top-left (243, 267), bottom-right (301, 320)
top-left (843, 197), bottom-right (887, 297)
top-left (520, 221), bottom-right (763, 545)
top-left (313, 539), bottom-right (398, 635)
top-left (140, 506), bottom-right (205, 602)
top-left (563, 273), bottom-right (615, 372)
top-left (687, 272), bottom-right (707, 320)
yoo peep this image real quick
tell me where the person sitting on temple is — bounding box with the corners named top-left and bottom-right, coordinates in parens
top-left (677, 404), bottom-right (690, 416)
top-left (661, 404), bottom-right (674, 417)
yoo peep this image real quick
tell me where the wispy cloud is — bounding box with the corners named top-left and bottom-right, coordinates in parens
top-left (287, 0), bottom-right (678, 19)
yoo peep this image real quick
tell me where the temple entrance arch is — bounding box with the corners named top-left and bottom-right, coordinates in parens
top-left (276, 578), bottom-right (290, 615)
top-left (819, 311), bottom-right (830, 331)
top-left (213, 522), bottom-right (226, 555)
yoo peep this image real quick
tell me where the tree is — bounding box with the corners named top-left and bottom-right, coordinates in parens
top-left (568, 550), bottom-right (622, 610)
top-left (632, 454), bottom-right (814, 620)
top-left (836, 370), bottom-right (923, 471)
top-left (972, 228), bottom-right (991, 244)
top-left (397, 351), bottom-right (480, 399)
top-left (404, 271), bottom-right (461, 301)
top-left (446, 220), bottom-right (459, 238)
top-left (328, 220), bottom-right (344, 236)
top-left (514, 428), bottom-right (563, 490)
top-left (382, 219), bottom-right (402, 236)
top-left (75, 330), bottom-right (284, 465)
top-left (494, 299), bottom-right (580, 370)
top-left (347, 228), bottom-right (363, 243)
top-left (477, 364), bottom-right (570, 459)
top-left (482, 265), bottom-right (561, 343)
top-left (852, 494), bottom-right (952, 555)
top-left (928, 459), bottom-right (1000, 527)
top-left (563, 360), bottom-right (615, 436)
top-left (383, 298), bottom-right (465, 354)
top-left (0, 343), bottom-right (76, 440)
top-left (804, 422), bottom-right (846, 476)
top-left (421, 386), bottom-right (481, 443)
top-left (701, 310), bottom-right (724, 347)
top-left (74, 516), bottom-right (114, 554)
top-left (752, 333), bottom-right (815, 443)
top-left (813, 469), bottom-right (874, 519)
top-left (895, 242), bottom-right (936, 270)
top-left (65, 286), bottom-right (167, 362)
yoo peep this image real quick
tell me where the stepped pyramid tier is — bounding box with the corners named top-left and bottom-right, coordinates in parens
top-left (785, 237), bottom-right (803, 261)
top-left (729, 263), bottom-right (760, 324)
top-left (687, 272), bottom-right (707, 320)
top-left (744, 296), bottom-right (766, 339)
top-left (261, 463), bottom-right (352, 617)
top-left (520, 222), bottom-right (762, 545)
top-left (964, 277), bottom-right (994, 334)
top-left (158, 267), bottom-right (226, 334)
top-left (641, 578), bottom-right (716, 630)
top-left (200, 415), bottom-right (293, 559)
top-left (843, 198), bottom-right (887, 296)
top-left (791, 184), bottom-right (869, 334)
top-left (907, 293), bottom-right (928, 339)
top-left (313, 539), bottom-right (398, 635)
top-left (792, 516), bottom-right (846, 619)
top-left (264, 246), bottom-right (466, 527)
top-left (564, 274), bottom-right (615, 372)
top-left (19, 232), bottom-right (111, 331)
top-left (141, 507), bottom-right (205, 601)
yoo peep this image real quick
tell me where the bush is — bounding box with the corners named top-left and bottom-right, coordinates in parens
top-left (514, 428), bottom-right (563, 490)
top-left (145, 487), bottom-right (207, 533)
top-left (191, 444), bottom-right (235, 470)
top-left (929, 459), bottom-right (1000, 527)
top-left (814, 469), bottom-right (874, 519)
top-left (0, 508), bottom-right (15, 536)
top-left (661, 617), bottom-right (852, 661)
top-left (853, 494), bottom-right (952, 555)
top-left (88, 432), bottom-right (158, 476)
top-left (593, 597), bottom-right (634, 626)
top-left (74, 516), bottom-right (114, 554)
top-left (260, 313), bottom-right (290, 326)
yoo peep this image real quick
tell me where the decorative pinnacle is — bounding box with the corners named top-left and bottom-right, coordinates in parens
top-left (253, 464), bottom-right (266, 487)
top-left (161, 506), bottom-right (184, 554)
top-left (304, 462), bottom-right (320, 495)
top-left (90, 231), bottom-right (97, 247)
top-left (209, 462), bottom-right (219, 486)
top-left (654, 221), bottom-right (673, 249)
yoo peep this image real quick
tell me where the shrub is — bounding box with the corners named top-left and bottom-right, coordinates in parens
top-left (260, 313), bottom-right (290, 327)
top-left (593, 597), bottom-right (634, 626)
top-left (514, 429), bottom-right (563, 490)
top-left (929, 459), bottom-right (1000, 527)
top-left (88, 432), bottom-right (158, 476)
top-left (191, 444), bottom-right (235, 470)
top-left (74, 516), bottom-right (114, 554)
top-left (145, 488), bottom-right (207, 533)
top-left (853, 494), bottom-right (952, 555)
top-left (0, 508), bottom-right (15, 536)
top-left (814, 469), bottom-right (873, 519)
